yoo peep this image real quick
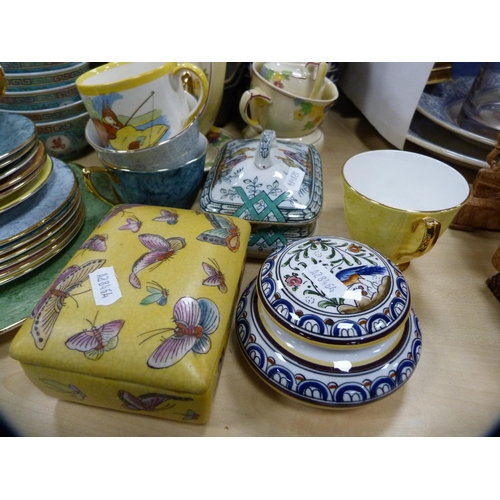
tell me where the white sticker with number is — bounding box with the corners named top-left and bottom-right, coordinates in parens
top-left (305, 263), bottom-right (349, 297)
top-left (283, 167), bottom-right (305, 193)
top-left (89, 266), bottom-right (122, 306)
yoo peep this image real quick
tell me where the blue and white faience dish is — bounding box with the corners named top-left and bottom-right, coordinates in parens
top-left (200, 131), bottom-right (323, 225)
top-left (417, 76), bottom-right (495, 149)
top-left (256, 236), bottom-right (411, 347)
top-left (4, 63), bottom-right (89, 92)
top-left (0, 112), bottom-right (36, 161)
top-left (236, 278), bottom-right (422, 408)
top-left (406, 111), bottom-right (489, 171)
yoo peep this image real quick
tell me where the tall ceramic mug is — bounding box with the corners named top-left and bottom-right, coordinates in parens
top-left (76, 62), bottom-right (208, 151)
top-left (342, 150), bottom-right (470, 269)
top-left (239, 62), bottom-right (338, 138)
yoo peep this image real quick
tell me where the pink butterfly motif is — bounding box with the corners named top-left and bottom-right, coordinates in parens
top-left (129, 234), bottom-right (186, 288)
top-left (65, 317), bottom-right (124, 360)
top-left (119, 215), bottom-right (142, 233)
top-left (153, 209), bottom-right (179, 225)
top-left (97, 204), bottom-right (142, 227)
top-left (80, 234), bottom-right (108, 252)
top-left (30, 259), bottom-right (106, 349)
top-left (118, 390), bottom-right (192, 412)
top-left (202, 258), bottom-right (227, 293)
top-left (142, 296), bottom-right (220, 369)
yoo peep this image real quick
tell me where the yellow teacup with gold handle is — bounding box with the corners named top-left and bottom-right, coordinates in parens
top-left (342, 150), bottom-right (470, 269)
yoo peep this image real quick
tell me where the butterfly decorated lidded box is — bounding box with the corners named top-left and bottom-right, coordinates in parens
top-left (9, 205), bottom-right (251, 424)
top-left (199, 130), bottom-right (323, 258)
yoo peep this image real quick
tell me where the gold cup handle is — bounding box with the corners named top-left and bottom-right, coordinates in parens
top-left (171, 63), bottom-right (209, 128)
top-left (239, 87), bottom-right (272, 131)
top-left (0, 66), bottom-right (6, 97)
top-left (82, 166), bottom-right (122, 206)
top-left (396, 216), bottom-right (441, 264)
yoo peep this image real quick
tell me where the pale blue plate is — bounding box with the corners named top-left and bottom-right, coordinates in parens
top-left (0, 112), bottom-right (36, 161)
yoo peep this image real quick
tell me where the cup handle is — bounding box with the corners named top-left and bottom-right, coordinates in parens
top-left (82, 166), bottom-right (122, 206)
top-left (396, 216), bottom-right (441, 263)
top-left (0, 66), bottom-right (6, 97)
top-left (171, 63), bottom-right (209, 127)
top-left (239, 87), bottom-right (272, 132)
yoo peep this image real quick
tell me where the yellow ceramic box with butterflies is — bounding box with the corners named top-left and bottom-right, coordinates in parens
top-left (9, 205), bottom-right (251, 424)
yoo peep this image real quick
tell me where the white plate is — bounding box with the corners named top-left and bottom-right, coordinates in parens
top-left (406, 111), bottom-right (489, 171)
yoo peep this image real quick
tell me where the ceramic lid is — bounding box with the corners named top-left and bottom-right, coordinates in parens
top-left (199, 130), bottom-right (323, 225)
top-left (257, 236), bottom-right (411, 346)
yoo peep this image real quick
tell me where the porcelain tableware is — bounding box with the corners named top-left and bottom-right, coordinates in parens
top-left (76, 62), bottom-right (208, 151)
top-left (0, 62), bottom-right (75, 73)
top-left (236, 236), bottom-right (421, 408)
top-left (0, 112), bottom-right (36, 162)
top-left (457, 63), bottom-right (500, 142)
top-left (239, 62), bottom-right (338, 138)
top-left (9, 206), bottom-right (251, 423)
top-left (3, 63), bottom-right (89, 92)
top-left (260, 62), bottom-right (328, 99)
top-left (200, 130), bottom-right (323, 257)
top-left (36, 111), bottom-right (89, 160)
top-left (0, 81), bottom-right (81, 111)
top-left (7, 99), bottom-right (86, 123)
top-left (342, 150), bottom-right (470, 269)
top-left (85, 94), bottom-right (201, 171)
top-left (82, 135), bottom-right (207, 208)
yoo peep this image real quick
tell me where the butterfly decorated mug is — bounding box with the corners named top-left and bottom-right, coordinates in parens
top-left (82, 135), bottom-right (208, 208)
top-left (76, 62), bottom-right (208, 151)
top-left (342, 150), bottom-right (470, 270)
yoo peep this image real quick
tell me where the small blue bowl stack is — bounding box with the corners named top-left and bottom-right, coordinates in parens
top-left (0, 62), bottom-right (90, 160)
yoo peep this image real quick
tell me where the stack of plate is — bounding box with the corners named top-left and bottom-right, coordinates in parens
top-left (0, 111), bottom-right (85, 285)
top-left (406, 76), bottom-right (493, 170)
top-left (0, 62), bottom-right (90, 160)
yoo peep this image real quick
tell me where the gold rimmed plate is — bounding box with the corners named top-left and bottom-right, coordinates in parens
top-left (0, 142), bottom-right (46, 190)
top-left (0, 155), bottom-right (52, 214)
top-left (0, 158), bottom-right (79, 248)
top-left (0, 204), bottom-right (85, 285)
top-left (0, 192), bottom-right (82, 265)
top-left (0, 137), bottom-right (39, 172)
top-left (0, 112), bottom-right (37, 163)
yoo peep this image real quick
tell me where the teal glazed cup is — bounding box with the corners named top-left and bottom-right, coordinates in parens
top-left (82, 134), bottom-right (207, 208)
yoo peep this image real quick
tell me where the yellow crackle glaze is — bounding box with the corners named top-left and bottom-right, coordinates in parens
top-left (9, 205), bottom-right (251, 424)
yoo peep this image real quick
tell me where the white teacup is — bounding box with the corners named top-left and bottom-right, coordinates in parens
top-left (76, 62), bottom-right (208, 151)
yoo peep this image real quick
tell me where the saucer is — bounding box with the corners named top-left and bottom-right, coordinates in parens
top-left (417, 77), bottom-right (495, 150)
top-left (406, 111), bottom-right (489, 170)
top-left (0, 112), bottom-right (37, 162)
top-left (236, 278), bottom-right (422, 408)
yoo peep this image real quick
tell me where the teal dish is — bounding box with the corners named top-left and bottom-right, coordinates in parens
top-left (0, 62), bottom-right (75, 73)
top-left (36, 112), bottom-right (89, 160)
top-left (4, 63), bottom-right (89, 92)
top-left (0, 82), bottom-right (80, 111)
top-left (7, 99), bottom-right (86, 123)
top-left (83, 135), bottom-right (208, 208)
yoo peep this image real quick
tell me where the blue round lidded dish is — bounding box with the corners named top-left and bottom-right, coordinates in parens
top-left (235, 235), bottom-right (421, 409)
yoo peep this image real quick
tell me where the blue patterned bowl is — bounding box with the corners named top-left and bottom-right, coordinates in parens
top-left (4, 63), bottom-right (89, 92)
top-left (0, 62), bottom-right (75, 73)
top-left (5, 99), bottom-right (86, 123)
top-left (36, 111), bottom-right (89, 160)
top-left (0, 82), bottom-right (81, 111)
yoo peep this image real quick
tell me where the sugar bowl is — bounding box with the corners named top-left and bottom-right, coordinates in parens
top-left (199, 130), bottom-right (322, 258)
top-left (235, 236), bottom-right (422, 409)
